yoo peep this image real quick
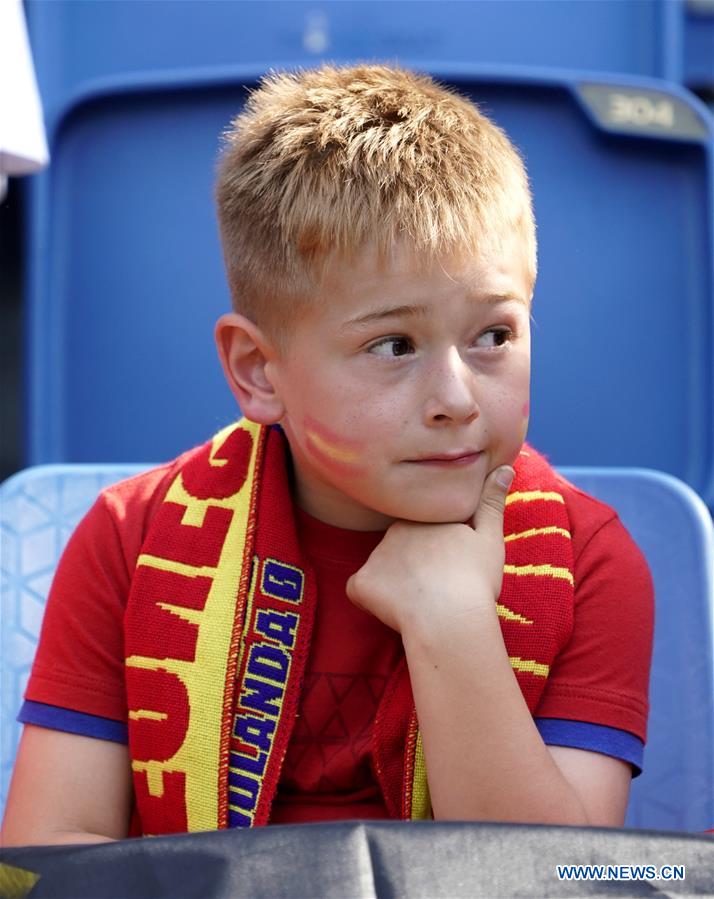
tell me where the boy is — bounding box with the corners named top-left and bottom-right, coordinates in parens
top-left (1, 64), bottom-right (653, 844)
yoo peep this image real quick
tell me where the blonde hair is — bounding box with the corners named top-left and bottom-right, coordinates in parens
top-left (215, 63), bottom-right (536, 347)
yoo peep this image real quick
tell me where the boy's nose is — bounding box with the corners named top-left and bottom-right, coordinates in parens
top-left (423, 347), bottom-right (479, 425)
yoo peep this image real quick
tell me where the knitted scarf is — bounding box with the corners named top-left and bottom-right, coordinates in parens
top-left (124, 419), bottom-right (574, 835)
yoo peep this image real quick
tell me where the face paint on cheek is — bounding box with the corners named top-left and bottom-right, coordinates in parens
top-left (520, 402), bottom-right (530, 443)
top-left (303, 416), bottom-right (368, 477)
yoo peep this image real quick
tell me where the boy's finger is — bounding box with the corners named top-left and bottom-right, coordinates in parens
top-left (472, 466), bottom-right (515, 532)
top-left (345, 572), bottom-right (362, 606)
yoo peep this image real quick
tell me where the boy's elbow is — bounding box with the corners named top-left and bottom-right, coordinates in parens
top-left (430, 803), bottom-right (593, 828)
top-left (2, 725), bottom-right (133, 847)
top-left (1, 821), bottom-right (119, 847)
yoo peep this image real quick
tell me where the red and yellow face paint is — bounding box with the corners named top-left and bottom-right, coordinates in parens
top-left (519, 401), bottom-right (530, 445)
top-left (303, 416), bottom-right (367, 477)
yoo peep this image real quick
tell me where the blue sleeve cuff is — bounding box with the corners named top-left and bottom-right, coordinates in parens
top-left (18, 700), bottom-right (128, 745)
top-left (16, 706), bottom-right (643, 775)
top-left (535, 717), bottom-right (644, 777)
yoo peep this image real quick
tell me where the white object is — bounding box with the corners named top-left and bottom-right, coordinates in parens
top-left (0, 0), bottom-right (49, 200)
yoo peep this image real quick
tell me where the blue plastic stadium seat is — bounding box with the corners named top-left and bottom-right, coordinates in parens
top-left (21, 2), bottom-right (714, 502)
top-left (22, 64), bottom-right (714, 510)
top-left (559, 467), bottom-right (714, 831)
top-left (685, 0), bottom-right (714, 91)
top-left (1, 464), bottom-right (713, 831)
top-left (0, 465), bottom-right (147, 815)
top-left (24, 0), bottom-right (702, 124)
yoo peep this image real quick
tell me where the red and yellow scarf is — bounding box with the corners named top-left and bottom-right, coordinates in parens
top-left (124, 419), bottom-right (574, 835)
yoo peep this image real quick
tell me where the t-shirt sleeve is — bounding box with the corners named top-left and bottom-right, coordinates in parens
top-left (18, 460), bottom-right (183, 738)
top-left (20, 492), bottom-right (132, 724)
top-left (533, 495), bottom-right (654, 772)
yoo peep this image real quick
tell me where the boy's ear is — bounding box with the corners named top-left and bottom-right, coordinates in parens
top-left (214, 313), bottom-right (286, 425)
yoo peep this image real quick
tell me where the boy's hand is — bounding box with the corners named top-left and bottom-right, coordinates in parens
top-left (345, 466), bottom-right (515, 634)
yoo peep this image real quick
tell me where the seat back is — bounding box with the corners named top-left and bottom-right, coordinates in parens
top-left (561, 467), bottom-right (714, 831)
top-left (2, 464), bottom-right (713, 830)
top-left (25, 0), bottom-right (702, 123)
top-left (685, 0), bottom-right (714, 92)
top-left (0, 465), bottom-right (147, 814)
top-left (22, 63), bottom-right (714, 512)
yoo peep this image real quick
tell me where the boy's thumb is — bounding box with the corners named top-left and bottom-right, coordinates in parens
top-left (473, 466), bottom-right (515, 529)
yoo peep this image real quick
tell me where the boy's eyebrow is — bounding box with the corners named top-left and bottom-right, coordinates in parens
top-left (343, 304), bottom-right (429, 328)
top-left (342, 294), bottom-right (526, 329)
top-left (465, 291), bottom-right (528, 307)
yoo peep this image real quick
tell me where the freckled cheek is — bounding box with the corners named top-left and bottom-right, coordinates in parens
top-left (486, 388), bottom-right (529, 452)
top-left (303, 416), bottom-right (369, 478)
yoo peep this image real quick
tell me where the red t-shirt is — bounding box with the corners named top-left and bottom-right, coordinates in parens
top-left (20, 451), bottom-right (654, 824)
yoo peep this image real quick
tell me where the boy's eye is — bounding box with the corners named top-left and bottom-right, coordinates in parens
top-left (368, 336), bottom-right (415, 357)
top-left (476, 328), bottom-right (513, 349)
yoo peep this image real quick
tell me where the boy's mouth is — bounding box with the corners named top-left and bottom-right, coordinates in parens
top-left (407, 450), bottom-right (483, 467)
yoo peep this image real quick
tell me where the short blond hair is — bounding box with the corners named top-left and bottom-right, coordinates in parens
top-left (215, 64), bottom-right (536, 346)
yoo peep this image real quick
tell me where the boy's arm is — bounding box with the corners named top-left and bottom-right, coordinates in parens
top-left (547, 745), bottom-right (631, 825)
top-left (401, 605), bottom-right (629, 825)
top-left (346, 467), bottom-right (631, 826)
top-left (1, 725), bottom-right (133, 846)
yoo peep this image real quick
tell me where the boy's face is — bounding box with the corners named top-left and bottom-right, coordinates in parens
top-left (266, 235), bottom-right (532, 531)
